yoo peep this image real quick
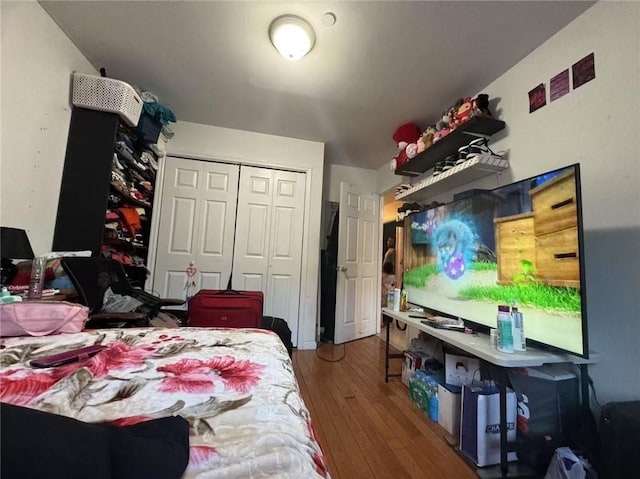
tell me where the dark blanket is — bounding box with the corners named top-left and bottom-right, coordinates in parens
top-left (1, 402), bottom-right (189, 479)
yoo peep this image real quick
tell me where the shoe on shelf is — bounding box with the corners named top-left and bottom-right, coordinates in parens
top-left (433, 161), bottom-right (445, 177)
top-left (398, 202), bottom-right (421, 213)
top-left (466, 137), bottom-right (503, 163)
top-left (443, 154), bottom-right (457, 171)
top-left (457, 145), bottom-right (469, 165)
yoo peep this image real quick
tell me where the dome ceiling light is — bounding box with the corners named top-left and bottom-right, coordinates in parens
top-left (269, 15), bottom-right (316, 61)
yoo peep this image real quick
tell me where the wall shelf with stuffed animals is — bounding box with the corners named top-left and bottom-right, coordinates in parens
top-left (395, 116), bottom-right (505, 176)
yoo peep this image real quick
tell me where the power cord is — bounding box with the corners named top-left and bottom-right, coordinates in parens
top-left (587, 374), bottom-right (602, 409)
top-left (316, 341), bottom-right (347, 362)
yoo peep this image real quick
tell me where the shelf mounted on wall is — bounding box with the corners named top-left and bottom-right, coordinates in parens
top-left (395, 154), bottom-right (509, 202)
top-left (395, 116), bottom-right (506, 177)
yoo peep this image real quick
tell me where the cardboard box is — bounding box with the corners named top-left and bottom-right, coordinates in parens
top-left (438, 383), bottom-right (462, 438)
top-left (401, 350), bottom-right (431, 386)
top-left (445, 353), bottom-right (481, 386)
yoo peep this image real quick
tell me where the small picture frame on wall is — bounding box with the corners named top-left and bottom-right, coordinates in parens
top-left (528, 83), bottom-right (547, 113)
top-left (572, 52), bottom-right (596, 89)
top-left (550, 69), bottom-right (570, 102)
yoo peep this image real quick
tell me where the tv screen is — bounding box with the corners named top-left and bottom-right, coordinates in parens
top-left (405, 164), bottom-right (588, 357)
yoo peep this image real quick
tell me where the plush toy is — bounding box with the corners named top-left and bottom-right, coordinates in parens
top-left (473, 93), bottom-right (492, 117)
top-left (391, 123), bottom-right (421, 168)
top-left (417, 125), bottom-right (436, 153)
top-left (454, 97), bottom-right (476, 126)
top-left (435, 112), bottom-right (451, 132)
top-left (434, 112), bottom-right (453, 142)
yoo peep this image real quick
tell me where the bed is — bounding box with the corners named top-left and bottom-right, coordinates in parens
top-left (0, 327), bottom-right (330, 478)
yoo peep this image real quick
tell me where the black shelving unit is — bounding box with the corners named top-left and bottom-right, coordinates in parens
top-left (53, 108), bottom-right (119, 255)
top-left (53, 106), bottom-right (159, 286)
top-left (396, 116), bottom-right (506, 176)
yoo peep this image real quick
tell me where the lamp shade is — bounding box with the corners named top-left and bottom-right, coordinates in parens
top-left (1, 227), bottom-right (34, 259)
top-left (269, 15), bottom-right (315, 61)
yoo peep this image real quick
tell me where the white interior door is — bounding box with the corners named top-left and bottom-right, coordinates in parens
top-left (334, 182), bottom-right (379, 344)
top-left (232, 167), bottom-right (273, 292)
top-left (233, 166), bottom-right (305, 346)
top-left (153, 157), bottom-right (239, 301)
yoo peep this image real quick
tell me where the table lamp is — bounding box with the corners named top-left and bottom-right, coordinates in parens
top-left (1, 227), bottom-right (35, 285)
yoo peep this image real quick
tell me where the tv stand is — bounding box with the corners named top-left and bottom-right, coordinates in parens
top-left (382, 308), bottom-right (597, 479)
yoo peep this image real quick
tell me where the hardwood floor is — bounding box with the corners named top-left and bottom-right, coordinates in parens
top-left (293, 335), bottom-right (477, 479)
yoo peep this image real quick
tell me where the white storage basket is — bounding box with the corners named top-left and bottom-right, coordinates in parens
top-left (71, 72), bottom-right (142, 127)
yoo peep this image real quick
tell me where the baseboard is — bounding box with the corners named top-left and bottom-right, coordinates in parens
top-left (301, 340), bottom-right (318, 350)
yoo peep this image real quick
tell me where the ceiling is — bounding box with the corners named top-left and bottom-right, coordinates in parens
top-left (41, 1), bottom-right (594, 170)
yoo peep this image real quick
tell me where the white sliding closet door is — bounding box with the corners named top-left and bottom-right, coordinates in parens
top-left (233, 166), bottom-right (306, 345)
top-left (153, 157), bottom-right (239, 300)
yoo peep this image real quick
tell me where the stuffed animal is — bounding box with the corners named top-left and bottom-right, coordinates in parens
top-left (454, 97), bottom-right (476, 126)
top-left (473, 93), bottom-right (492, 117)
top-left (391, 123), bottom-right (421, 169)
top-left (417, 126), bottom-right (436, 153)
top-left (436, 112), bottom-right (451, 132)
top-left (434, 111), bottom-right (454, 142)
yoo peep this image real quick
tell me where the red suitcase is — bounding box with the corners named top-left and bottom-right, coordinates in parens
top-left (188, 290), bottom-right (263, 328)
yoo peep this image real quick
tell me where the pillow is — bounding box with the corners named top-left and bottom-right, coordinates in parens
top-left (1, 403), bottom-right (190, 479)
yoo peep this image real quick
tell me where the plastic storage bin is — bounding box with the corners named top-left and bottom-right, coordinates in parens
top-left (72, 73), bottom-right (142, 127)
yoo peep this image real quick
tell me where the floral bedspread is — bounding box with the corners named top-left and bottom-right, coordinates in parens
top-left (0, 328), bottom-right (330, 478)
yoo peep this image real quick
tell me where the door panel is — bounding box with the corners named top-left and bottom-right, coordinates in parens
top-left (153, 157), bottom-right (239, 300)
top-left (266, 170), bottom-right (305, 346)
top-left (234, 167), bottom-right (273, 293)
top-left (234, 166), bottom-right (305, 346)
top-left (334, 182), bottom-right (380, 344)
top-left (169, 197), bottom-right (196, 253)
top-left (154, 160), bottom-right (305, 346)
top-left (201, 200), bottom-right (226, 255)
top-left (200, 272), bottom-right (223, 290)
top-left (165, 270), bottom-right (188, 300)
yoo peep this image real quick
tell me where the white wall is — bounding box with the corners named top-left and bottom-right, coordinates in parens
top-left (482, 1), bottom-right (640, 404)
top-left (166, 121), bottom-right (325, 350)
top-left (324, 164), bottom-right (378, 202)
top-left (0, 1), bottom-right (98, 255)
top-left (388, 2), bottom-right (640, 404)
top-left (378, 2), bottom-right (640, 403)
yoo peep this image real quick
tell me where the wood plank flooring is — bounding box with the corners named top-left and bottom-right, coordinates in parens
top-left (293, 335), bottom-right (477, 479)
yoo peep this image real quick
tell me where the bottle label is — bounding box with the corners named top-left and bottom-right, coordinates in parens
top-left (497, 312), bottom-right (514, 353)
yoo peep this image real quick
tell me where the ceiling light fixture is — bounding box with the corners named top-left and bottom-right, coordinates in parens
top-left (269, 15), bottom-right (315, 61)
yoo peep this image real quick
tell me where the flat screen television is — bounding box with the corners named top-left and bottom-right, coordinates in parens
top-left (405, 164), bottom-right (588, 357)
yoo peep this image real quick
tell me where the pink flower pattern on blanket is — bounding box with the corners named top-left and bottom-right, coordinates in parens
top-left (0, 370), bottom-right (57, 406)
top-left (188, 446), bottom-right (221, 471)
top-left (0, 329), bottom-right (331, 478)
top-left (157, 356), bottom-right (264, 393)
top-left (52, 341), bottom-right (154, 380)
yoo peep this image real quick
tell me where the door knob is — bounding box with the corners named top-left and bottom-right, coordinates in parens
top-left (337, 266), bottom-right (348, 272)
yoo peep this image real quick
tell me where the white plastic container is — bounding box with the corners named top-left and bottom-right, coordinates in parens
top-left (72, 72), bottom-right (143, 127)
top-left (392, 288), bottom-right (401, 311)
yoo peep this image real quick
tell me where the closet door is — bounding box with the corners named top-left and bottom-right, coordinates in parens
top-left (234, 166), bottom-right (306, 345)
top-left (153, 157), bottom-right (239, 299)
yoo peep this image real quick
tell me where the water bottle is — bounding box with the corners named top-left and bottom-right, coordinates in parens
top-left (497, 305), bottom-right (514, 353)
top-left (393, 288), bottom-right (401, 311)
top-left (511, 302), bottom-right (526, 352)
top-left (27, 256), bottom-right (46, 300)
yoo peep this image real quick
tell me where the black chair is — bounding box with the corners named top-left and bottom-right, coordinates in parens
top-left (61, 257), bottom-right (184, 328)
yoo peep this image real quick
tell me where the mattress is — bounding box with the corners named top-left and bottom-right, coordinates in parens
top-left (0, 327), bottom-right (330, 478)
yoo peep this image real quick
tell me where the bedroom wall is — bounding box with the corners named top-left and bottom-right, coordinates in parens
top-left (381, 1), bottom-right (640, 404)
top-left (487, 0), bottom-right (640, 405)
top-left (165, 120), bottom-right (325, 350)
top-left (324, 164), bottom-right (378, 202)
top-left (0, 0), bottom-right (98, 255)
